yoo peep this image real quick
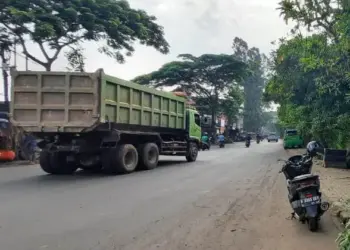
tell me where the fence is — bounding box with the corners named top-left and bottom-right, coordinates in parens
top-left (316, 148), bottom-right (348, 169)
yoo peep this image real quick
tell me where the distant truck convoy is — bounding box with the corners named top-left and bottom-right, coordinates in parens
top-left (10, 69), bottom-right (202, 175)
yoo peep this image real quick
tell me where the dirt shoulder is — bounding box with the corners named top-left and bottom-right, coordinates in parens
top-left (117, 148), bottom-right (338, 250)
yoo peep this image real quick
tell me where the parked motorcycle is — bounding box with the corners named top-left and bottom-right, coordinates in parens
top-left (245, 140), bottom-right (250, 147)
top-left (278, 141), bottom-right (329, 231)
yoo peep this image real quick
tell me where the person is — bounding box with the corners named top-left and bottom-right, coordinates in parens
top-left (201, 132), bottom-right (209, 143)
top-left (246, 133), bottom-right (252, 142)
top-left (218, 133), bottom-right (225, 143)
top-left (256, 133), bottom-right (261, 141)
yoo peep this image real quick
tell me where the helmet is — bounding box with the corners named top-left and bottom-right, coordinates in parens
top-left (306, 141), bottom-right (322, 157)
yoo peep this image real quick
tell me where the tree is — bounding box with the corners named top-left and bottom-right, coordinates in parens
top-left (265, 6), bottom-right (350, 148)
top-left (232, 37), bottom-right (267, 132)
top-left (220, 86), bottom-right (244, 127)
top-left (277, 0), bottom-right (347, 41)
top-left (0, 0), bottom-right (169, 71)
top-left (65, 46), bottom-right (85, 72)
top-left (133, 53), bottom-right (249, 127)
top-left (0, 27), bottom-right (13, 102)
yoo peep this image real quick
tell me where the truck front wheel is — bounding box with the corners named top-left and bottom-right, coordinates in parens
top-left (102, 144), bottom-right (138, 175)
top-left (39, 150), bottom-right (78, 175)
top-left (186, 142), bottom-right (198, 162)
top-left (138, 143), bottom-right (159, 170)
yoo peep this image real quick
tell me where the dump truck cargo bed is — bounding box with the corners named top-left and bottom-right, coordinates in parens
top-left (10, 69), bottom-right (186, 133)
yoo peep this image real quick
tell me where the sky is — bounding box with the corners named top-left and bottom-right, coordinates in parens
top-left (1, 0), bottom-right (293, 100)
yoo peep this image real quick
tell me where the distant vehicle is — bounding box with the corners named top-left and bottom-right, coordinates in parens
top-left (267, 133), bottom-right (279, 142)
top-left (283, 129), bottom-right (304, 149)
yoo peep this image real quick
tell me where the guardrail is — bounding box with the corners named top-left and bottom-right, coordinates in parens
top-left (316, 148), bottom-right (348, 169)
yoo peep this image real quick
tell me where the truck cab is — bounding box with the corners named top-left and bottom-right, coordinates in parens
top-left (186, 108), bottom-right (201, 141)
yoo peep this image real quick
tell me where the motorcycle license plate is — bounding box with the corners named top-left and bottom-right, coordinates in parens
top-left (300, 196), bottom-right (320, 207)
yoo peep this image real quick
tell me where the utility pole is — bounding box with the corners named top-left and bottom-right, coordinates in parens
top-left (25, 56), bottom-right (28, 70)
top-left (13, 39), bottom-right (17, 69)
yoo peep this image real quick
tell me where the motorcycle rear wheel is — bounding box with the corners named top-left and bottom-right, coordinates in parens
top-left (308, 218), bottom-right (318, 232)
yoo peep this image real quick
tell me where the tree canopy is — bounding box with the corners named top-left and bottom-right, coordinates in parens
top-left (264, 1), bottom-right (350, 148)
top-left (232, 37), bottom-right (268, 132)
top-left (0, 0), bottom-right (169, 70)
top-left (220, 85), bottom-right (244, 127)
top-left (133, 53), bottom-right (249, 127)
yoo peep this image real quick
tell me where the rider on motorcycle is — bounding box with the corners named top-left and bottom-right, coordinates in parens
top-left (201, 132), bottom-right (209, 144)
top-left (246, 133), bottom-right (252, 142)
top-left (218, 133), bottom-right (225, 144)
top-left (256, 133), bottom-right (261, 142)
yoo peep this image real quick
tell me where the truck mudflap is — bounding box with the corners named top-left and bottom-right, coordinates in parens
top-left (305, 205), bottom-right (318, 218)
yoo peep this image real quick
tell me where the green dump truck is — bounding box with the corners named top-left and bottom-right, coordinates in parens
top-left (10, 69), bottom-right (201, 175)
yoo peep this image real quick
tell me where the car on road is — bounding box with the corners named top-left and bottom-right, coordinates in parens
top-left (267, 133), bottom-right (279, 142)
top-left (283, 129), bottom-right (304, 149)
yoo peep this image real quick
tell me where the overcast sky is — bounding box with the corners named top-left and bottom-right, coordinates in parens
top-left (1, 0), bottom-right (293, 100)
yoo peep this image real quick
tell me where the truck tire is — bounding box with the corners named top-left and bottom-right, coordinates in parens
top-left (186, 142), bottom-right (198, 162)
top-left (102, 144), bottom-right (138, 175)
top-left (39, 150), bottom-right (55, 174)
top-left (39, 150), bottom-right (78, 175)
top-left (138, 143), bottom-right (159, 170)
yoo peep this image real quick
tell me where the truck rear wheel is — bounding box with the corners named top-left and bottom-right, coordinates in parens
top-left (39, 150), bottom-right (78, 175)
top-left (138, 143), bottom-right (159, 170)
top-left (102, 144), bottom-right (138, 175)
top-left (186, 142), bottom-right (198, 162)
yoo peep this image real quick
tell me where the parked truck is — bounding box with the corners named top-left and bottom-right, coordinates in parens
top-left (10, 69), bottom-right (201, 175)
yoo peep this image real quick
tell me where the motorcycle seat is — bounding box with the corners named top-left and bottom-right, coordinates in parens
top-left (291, 174), bottom-right (318, 182)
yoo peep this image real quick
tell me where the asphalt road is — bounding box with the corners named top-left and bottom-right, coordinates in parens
top-left (0, 141), bottom-right (339, 250)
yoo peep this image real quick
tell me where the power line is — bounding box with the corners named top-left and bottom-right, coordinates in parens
top-left (9, 48), bottom-right (43, 68)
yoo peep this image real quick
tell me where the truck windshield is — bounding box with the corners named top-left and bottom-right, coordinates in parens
top-left (194, 114), bottom-right (200, 126)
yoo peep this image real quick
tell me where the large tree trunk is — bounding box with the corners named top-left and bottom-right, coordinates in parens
top-left (0, 50), bottom-right (9, 102)
top-left (2, 69), bottom-right (8, 102)
top-left (44, 63), bottom-right (51, 71)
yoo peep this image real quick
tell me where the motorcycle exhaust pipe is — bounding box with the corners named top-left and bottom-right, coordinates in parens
top-left (320, 202), bottom-right (330, 211)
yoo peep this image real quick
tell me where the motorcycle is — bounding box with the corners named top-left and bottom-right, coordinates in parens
top-left (278, 154), bottom-right (329, 232)
top-left (245, 140), bottom-right (250, 147)
top-left (201, 141), bottom-right (211, 150)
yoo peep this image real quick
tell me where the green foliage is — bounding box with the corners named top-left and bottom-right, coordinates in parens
top-left (232, 37), bottom-right (268, 132)
top-left (337, 221), bottom-right (350, 250)
top-left (265, 11), bottom-right (350, 148)
top-left (65, 46), bottom-right (85, 72)
top-left (220, 86), bottom-right (244, 125)
top-left (277, 0), bottom-right (344, 40)
top-left (337, 199), bottom-right (350, 249)
top-left (267, 6), bottom-right (350, 247)
top-left (0, 0), bottom-right (169, 70)
top-left (133, 53), bottom-right (249, 126)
